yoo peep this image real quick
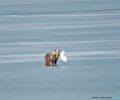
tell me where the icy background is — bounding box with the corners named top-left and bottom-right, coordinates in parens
top-left (0, 0), bottom-right (120, 100)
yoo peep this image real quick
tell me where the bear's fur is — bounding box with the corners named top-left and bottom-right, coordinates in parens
top-left (44, 50), bottom-right (61, 66)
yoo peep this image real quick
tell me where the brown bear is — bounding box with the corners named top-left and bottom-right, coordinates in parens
top-left (44, 50), bottom-right (61, 66)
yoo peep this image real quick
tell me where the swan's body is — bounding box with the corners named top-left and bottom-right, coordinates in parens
top-left (60, 51), bottom-right (67, 62)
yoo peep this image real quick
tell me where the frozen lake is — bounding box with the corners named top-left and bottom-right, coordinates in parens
top-left (0, 0), bottom-right (120, 100)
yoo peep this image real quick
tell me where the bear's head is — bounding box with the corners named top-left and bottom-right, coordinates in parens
top-left (52, 49), bottom-right (61, 60)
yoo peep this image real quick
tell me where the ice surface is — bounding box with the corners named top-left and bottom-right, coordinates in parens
top-left (0, 0), bottom-right (120, 100)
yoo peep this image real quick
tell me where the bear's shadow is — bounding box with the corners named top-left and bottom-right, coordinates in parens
top-left (45, 64), bottom-right (60, 67)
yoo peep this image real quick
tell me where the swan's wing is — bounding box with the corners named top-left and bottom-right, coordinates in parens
top-left (62, 56), bottom-right (67, 62)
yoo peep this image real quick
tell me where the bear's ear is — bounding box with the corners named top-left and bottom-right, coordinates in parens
top-left (54, 50), bottom-right (57, 52)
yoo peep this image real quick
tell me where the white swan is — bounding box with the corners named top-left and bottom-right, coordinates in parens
top-left (60, 50), bottom-right (67, 62)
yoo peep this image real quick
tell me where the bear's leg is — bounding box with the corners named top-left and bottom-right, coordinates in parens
top-left (45, 62), bottom-right (51, 66)
top-left (44, 55), bottom-right (52, 66)
top-left (51, 61), bottom-right (54, 66)
top-left (54, 59), bottom-right (58, 65)
top-left (45, 59), bottom-right (51, 66)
